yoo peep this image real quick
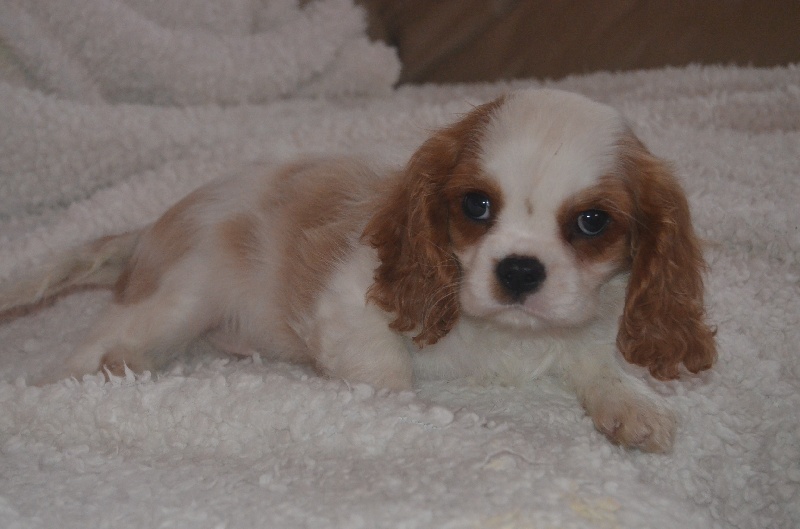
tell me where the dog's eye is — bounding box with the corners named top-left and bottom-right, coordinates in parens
top-left (576, 210), bottom-right (610, 236)
top-left (463, 192), bottom-right (492, 222)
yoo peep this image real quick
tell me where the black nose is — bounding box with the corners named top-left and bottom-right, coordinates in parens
top-left (495, 256), bottom-right (546, 299)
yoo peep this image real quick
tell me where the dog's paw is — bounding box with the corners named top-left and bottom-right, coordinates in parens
top-left (583, 391), bottom-right (676, 453)
top-left (98, 347), bottom-right (154, 380)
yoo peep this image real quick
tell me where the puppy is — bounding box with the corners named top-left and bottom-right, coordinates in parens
top-left (1, 89), bottom-right (716, 452)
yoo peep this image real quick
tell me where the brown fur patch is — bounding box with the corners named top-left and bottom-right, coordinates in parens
top-left (263, 160), bottom-right (321, 212)
top-left (614, 133), bottom-right (717, 380)
top-left (557, 175), bottom-right (633, 267)
top-left (219, 214), bottom-right (260, 269)
top-left (275, 161), bottom-right (379, 324)
top-left (445, 160), bottom-right (505, 250)
top-left (364, 97), bottom-right (505, 346)
top-left (115, 186), bottom-right (211, 305)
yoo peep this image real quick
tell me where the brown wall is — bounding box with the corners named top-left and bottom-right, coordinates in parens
top-left (359, 0), bottom-right (800, 84)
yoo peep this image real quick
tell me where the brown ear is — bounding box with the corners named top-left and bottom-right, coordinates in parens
top-left (363, 98), bottom-right (503, 347)
top-left (616, 135), bottom-right (717, 380)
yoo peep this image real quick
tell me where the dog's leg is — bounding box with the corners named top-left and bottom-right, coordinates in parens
top-left (61, 285), bottom-right (213, 381)
top-left (309, 296), bottom-right (413, 391)
top-left (561, 348), bottom-right (676, 452)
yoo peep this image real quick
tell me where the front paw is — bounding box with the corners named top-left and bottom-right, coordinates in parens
top-left (583, 392), bottom-right (676, 453)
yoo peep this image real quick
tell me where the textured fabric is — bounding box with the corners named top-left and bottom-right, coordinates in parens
top-left (0, 0), bottom-right (399, 217)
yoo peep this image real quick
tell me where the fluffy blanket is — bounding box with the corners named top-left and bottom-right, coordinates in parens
top-left (0, 1), bottom-right (798, 528)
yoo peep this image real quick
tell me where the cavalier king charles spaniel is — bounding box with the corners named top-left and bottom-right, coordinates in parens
top-left (2, 89), bottom-right (716, 452)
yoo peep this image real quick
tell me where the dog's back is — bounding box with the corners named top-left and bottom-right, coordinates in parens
top-left (0, 158), bottom-right (385, 379)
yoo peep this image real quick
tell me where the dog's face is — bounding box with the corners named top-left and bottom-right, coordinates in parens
top-left (448, 91), bottom-right (632, 330)
top-left (365, 89), bottom-right (716, 380)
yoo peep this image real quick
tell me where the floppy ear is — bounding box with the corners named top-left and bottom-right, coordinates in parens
top-left (616, 135), bottom-right (717, 380)
top-left (363, 98), bottom-right (503, 347)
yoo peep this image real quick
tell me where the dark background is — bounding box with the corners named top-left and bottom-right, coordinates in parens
top-left (357, 0), bottom-right (800, 84)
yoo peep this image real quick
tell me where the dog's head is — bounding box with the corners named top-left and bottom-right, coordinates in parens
top-left (364, 89), bottom-right (716, 380)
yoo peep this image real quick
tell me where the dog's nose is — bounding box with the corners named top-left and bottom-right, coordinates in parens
top-left (495, 256), bottom-right (546, 299)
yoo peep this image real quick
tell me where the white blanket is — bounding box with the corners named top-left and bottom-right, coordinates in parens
top-left (0, 1), bottom-right (798, 527)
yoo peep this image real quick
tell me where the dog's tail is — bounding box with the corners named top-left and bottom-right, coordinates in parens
top-left (0, 231), bottom-right (142, 313)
